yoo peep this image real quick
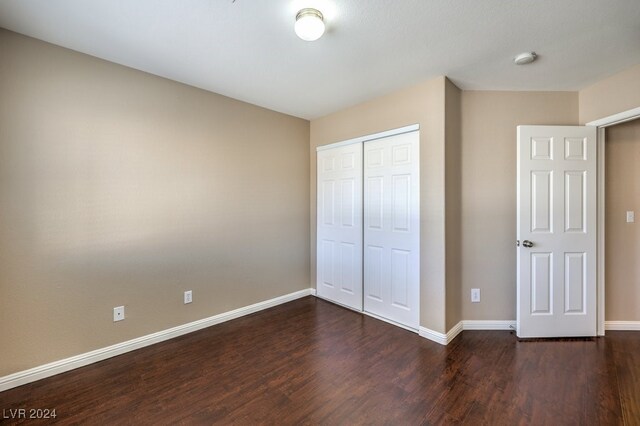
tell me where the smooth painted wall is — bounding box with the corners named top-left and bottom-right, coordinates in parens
top-left (445, 80), bottom-right (462, 330)
top-left (605, 119), bottom-right (640, 321)
top-left (310, 77), bottom-right (448, 333)
top-left (459, 91), bottom-right (579, 321)
top-left (579, 63), bottom-right (640, 124)
top-left (0, 29), bottom-right (310, 376)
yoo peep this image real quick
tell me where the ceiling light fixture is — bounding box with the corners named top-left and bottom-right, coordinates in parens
top-left (295, 8), bottom-right (325, 41)
top-left (514, 52), bottom-right (537, 65)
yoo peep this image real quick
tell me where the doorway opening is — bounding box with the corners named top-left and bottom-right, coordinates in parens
top-left (587, 106), bottom-right (640, 335)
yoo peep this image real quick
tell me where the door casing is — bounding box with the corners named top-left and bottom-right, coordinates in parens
top-left (587, 106), bottom-right (640, 335)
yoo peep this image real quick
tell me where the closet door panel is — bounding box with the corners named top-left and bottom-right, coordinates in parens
top-left (364, 131), bottom-right (420, 329)
top-left (316, 143), bottom-right (363, 311)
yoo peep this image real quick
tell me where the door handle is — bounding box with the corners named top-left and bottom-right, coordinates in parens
top-left (522, 240), bottom-right (534, 248)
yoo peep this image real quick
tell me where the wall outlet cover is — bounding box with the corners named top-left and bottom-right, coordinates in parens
top-left (471, 288), bottom-right (481, 303)
top-left (113, 306), bottom-right (125, 322)
top-left (627, 211), bottom-right (635, 223)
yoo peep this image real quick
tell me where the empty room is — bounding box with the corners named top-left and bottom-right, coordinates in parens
top-left (1, 0), bottom-right (639, 424)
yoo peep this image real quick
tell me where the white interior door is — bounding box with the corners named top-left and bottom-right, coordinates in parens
top-left (316, 143), bottom-right (363, 311)
top-left (364, 131), bottom-right (420, 329)
top-left (517, 125), bottom-right (597, 337)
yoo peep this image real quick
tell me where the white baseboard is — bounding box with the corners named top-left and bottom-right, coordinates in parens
top-left (419, 320), bottom-right (516, 346)
top-left (463, 320), bottom-right (516, 330)
top-left (0, 288), bottom-right (313, 393)
top-left (310, 288), bottom-right (317, 296)
top-left (447, 321), bottom-right (464, 343)
top-left (419, 321), bottom-right (463, 346)
top-left (418, 326), bottom-right (448, 345)
top-left (605, 321), bottom-right (640, 331)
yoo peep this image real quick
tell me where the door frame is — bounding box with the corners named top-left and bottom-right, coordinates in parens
top-left (587, 106), bottom-right (640, 336)
top-left (316, 124), bottom-right (420, 152)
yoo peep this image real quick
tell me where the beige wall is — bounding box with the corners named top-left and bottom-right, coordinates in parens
top-left (3, 26), bottom-right (637, 377)
top-left (579, 64), bottom-right (640, 124)
top-left (445, 80), bottom-right (462, 330)
top-left (605, 119), bottom-right (640, 321)
top-left (0, 29), bottom-right (310, 376)
top-left (309, 85), bottom-right (583, 330)
top-left (459, 91), bottom-right (578, 321)
top-left (310, 77), bottom-right (448, 333)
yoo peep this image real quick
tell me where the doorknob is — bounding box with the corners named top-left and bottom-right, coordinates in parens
top-left (522, 240), bottom-right (534, 248)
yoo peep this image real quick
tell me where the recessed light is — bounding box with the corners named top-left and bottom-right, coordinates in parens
top-left (295, 8), bottom-right (325, 41)
top-left (514, 52), bottom-right (537, 65)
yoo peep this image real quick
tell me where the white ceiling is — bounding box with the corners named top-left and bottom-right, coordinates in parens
top-left (0, 0), bottom-right (639, 119)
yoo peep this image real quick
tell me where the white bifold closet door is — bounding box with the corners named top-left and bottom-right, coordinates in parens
top-left (363, 131), bottom-right (420, 329)
top-left (316, 143), bottom-right (363, 311)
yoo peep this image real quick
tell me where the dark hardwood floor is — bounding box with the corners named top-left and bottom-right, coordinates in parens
top-left (1, 296), bottom-right (638, 425)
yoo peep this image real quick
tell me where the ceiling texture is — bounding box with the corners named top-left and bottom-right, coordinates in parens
top-left (0, 0), bottom-right (639, 119)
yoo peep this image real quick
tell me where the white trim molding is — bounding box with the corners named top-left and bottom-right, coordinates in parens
top-left (447, 321), bottom-right (464, 342)
top-left (0, 288), bottom-right (313, 393)
top-left (419, 320), bottom-right (516, 346)
top-left (605, 321), bottom-right (640, 331)
top-left (316, 124), bottom-right (419, 151)
top-left (586, 106), bottom-right (640, 128)
top-left (590, 106), bottom-right (640, 337)
top-left (462, 320), bottom-right (516, 330)
top-left (597, 127), bottom-right (606, 336)
top-left (419, 322), bottom-right (463, 346)
top-left (419, 326), bottom-right (449, 345)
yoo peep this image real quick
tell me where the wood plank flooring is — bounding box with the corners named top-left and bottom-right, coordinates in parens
top-left (1, 296), bottom-right (638, 425)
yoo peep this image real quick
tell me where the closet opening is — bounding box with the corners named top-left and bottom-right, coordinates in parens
top-left (316, 125), bottom-right (420, 331)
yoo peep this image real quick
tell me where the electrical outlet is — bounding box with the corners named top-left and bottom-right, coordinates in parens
top-left (627, 211), bottom-right (635, 223)
top-left (471, 288), bottom-right (481, 303)
top-left (113, 306), bottom-right (125, 322)
top-left (184, 290), bottom-right (193, 304)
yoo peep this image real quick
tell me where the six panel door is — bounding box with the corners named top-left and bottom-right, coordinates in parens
top-left (517, 125), bottom-right (597, 337)
top-left (316, 143), bottom-right (363, 311)
top-left (363, 131), bottom-right (420, 329)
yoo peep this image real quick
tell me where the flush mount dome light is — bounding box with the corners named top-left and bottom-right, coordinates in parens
top-left (514, 52), bottom-right (537, 65)
top-left (295, 8), bottom-right (325, 41)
